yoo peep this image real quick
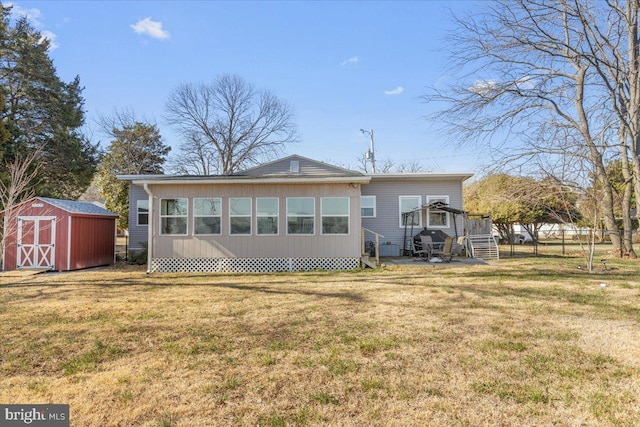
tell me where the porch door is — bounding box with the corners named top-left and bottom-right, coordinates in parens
top-left (17, 216), bottom-right (56, 269)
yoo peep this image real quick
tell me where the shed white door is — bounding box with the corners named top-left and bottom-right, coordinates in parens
top-left (17, 216), bottom-right (56, 269)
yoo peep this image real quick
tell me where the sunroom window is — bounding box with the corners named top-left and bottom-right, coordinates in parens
top-left (160, 198), bottom-right (188, 235)
top-left (322, 197), bottom-right (349, 234)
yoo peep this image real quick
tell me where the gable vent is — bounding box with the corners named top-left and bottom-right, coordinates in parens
top-left (290, 160), bottom-right (300, 173)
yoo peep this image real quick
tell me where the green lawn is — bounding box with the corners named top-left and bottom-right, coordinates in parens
top-left (1, 257), bottom-right (638, 426)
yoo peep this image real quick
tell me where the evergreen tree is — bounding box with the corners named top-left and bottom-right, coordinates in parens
top-left (0, 5), bottom-right (98, 201)
top-left (97, 122), bottom-right (170, 229)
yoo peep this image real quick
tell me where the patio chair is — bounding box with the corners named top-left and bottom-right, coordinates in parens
top-left (420, 235), bottom-right (437, 255)
top-left (431, 236), bottom-right (454, 262)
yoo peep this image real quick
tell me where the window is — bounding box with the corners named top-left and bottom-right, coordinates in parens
top-left (229, 197), bottom-right (251, 235)
top-left (137, 199), bottom-right (149, 226)
top-left (322, 197), bottom-right (349, 234)
top-left (399, 196), bottom-right (421, 228)
top-left (194, 198), bottom-right (221, 235)
top-left (427, 196), bottom-right (450, 228)
top-left (361, 196), bottom-right (376, 218)
top-left (256, 198), bottom-right (278, 235)
top-left (287, 197), bottom-right (314, 234)
top-left (160, 198), bottom-right (187, 235)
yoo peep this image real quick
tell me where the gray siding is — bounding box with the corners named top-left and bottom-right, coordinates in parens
top-left (361, 179), bottom-right (465, 251)
top-left (146, 182), bottom-right (362, 259)
top-left (241, 156), bottom-right (357, 177)
top-left (128, 183), bottom-right (148, 251)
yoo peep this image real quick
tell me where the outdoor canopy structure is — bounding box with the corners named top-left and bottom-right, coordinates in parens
top-left (401, 201), bottom-right (468, 250)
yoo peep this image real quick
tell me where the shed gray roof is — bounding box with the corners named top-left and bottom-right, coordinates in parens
top-left (38, 197), bottom-right (118, 217)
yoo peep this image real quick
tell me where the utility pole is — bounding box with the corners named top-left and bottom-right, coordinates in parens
top-left (360, 128), bottom-right (376, 173)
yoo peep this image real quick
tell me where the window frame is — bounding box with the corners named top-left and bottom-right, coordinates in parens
top-left (399, 195), bottom-right (422, 228)
top-left (159, 198), bottom-right (188, 236)
top-left (229, 197), bottom-right (252, 235)
top-left (193, 197), bottom-right (222, 235)
top-left (256, 197), bottom-right (279, 236)
top-left (286, 197), bottom-right (315, 235)
top-left (360, 195), bottom-right (376, 218)
top-left (426, 195), bottom-right (450, 228)
top-left (136, 199), bottom-right (149, 226)
top-left (321, 197), bottom-right (350, 235)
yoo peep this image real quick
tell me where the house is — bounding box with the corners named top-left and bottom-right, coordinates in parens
top-left (118, 155), bottom-right (472, 272)
top-left (2, 197), bottom-right (118, 271)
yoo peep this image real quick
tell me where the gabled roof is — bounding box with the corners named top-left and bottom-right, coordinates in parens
top-left (36, 197), bottom-right (118, 217)
top-left (118, 154), bottom-right (370, 185)
top-left (238, 154), bottom-right (362, 177)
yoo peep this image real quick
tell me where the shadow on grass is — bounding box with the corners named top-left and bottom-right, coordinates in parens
top-left (0, 277), bottom-right (367, 303)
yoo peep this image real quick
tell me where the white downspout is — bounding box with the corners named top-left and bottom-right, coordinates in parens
top-left (143, 183), bottom-right (153, 274)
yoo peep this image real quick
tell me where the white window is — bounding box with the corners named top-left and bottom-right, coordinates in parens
top-left (361, 196), bottom-right (376, 218)
top-left (229, 198), bottom-right (252, 235)
top-left (256, 198), bottom-right (279, 235)
top-left (321, 197), bottom-right (349, 234)
top-left (194, 198), bottom-right (221, 235)
top-left (160, 198), bottom-right (188, 235)
top-left (399, 196), bottom-right (421, 228)
top-left (287, 197), bottom-right (315, 234)
top-left (427, 196), bottom-right (450, 228)
top-left (137, 199), bottom-right (149, 226)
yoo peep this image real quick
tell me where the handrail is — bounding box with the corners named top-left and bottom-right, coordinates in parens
top-left (362, 227), bottom-right (384, 265)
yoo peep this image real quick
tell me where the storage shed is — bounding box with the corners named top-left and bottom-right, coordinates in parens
top-left (2, 197), bottom-right (118, 271)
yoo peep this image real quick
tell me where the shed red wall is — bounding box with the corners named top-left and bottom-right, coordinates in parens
top-left (68, 216), bottom-right (116, 270)
top-left (2, 199), bottom-right (116, 271)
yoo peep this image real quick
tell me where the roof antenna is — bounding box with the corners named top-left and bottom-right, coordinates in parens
top-left (360, 128), bottom-right (376, 173)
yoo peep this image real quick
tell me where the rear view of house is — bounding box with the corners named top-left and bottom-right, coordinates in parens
top-left (120, 155), bottom-right (472, 273)
top-left (2, 197), bottom-right (118, 271)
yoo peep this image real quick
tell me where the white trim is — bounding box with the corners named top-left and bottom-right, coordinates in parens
top-left (16, 216), bottom-right (56, 269)
top-left (193, 197), bottom-right (222, 236)
top-left (67, 216), bottom-right (72, 271)
top-left (136, 199), bottom-right (149, 227)
top-left (399, 196), bottom-right (422, 228)
top-left (143, 184), bottom-right (153, 273)
top-left (256, 197), bottom-right (279, 236)
top-left (321, 197), bottom-right (350, 235)
top-left (229, 197), bottom-right (252, 235)
top-left (360, 195), bottom-right (376, 218)
top-left (427, 195), bottom-right (450, 228)
top-left (159, 198), bottom-right (189, 236)
top-left (126, 176), bottom-right (371, 186)
top-left (286, 197), bottom-right (315, 235)
top-left (2, 213), bottom-right (7, 270)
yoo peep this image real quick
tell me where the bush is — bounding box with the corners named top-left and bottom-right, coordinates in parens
top-left (127, 243), bottom-right (147, 265)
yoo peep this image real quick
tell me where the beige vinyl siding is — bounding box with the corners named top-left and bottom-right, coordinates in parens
top-left (147, 183), bottom-right (361, 259)
top-left (361, 179), bottom-right (465, 249)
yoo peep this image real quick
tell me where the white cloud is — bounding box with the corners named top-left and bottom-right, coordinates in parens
top-left (341, 56), bottom-right (359, 66)
top-left (130, 17), bottom-right (170, 40)
top-left (469, 79), bottom-right (498, 96)
top-left (7, 3), bottom-right (43, 26)
top-left (384, 86), bottom-right (404, 96)
top-left (39, 30), bottom-right (59, 50)
top-left (8, 3), bottom-right (58, 50)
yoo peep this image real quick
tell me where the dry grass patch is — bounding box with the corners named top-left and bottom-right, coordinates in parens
top-left (0, 258), bottom-right (639, 426)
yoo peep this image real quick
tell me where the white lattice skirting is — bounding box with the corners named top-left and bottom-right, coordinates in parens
top-left (151, 257), bottom-right (360, 273)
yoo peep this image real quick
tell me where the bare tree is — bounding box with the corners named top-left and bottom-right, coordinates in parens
top-left (165, 74), bottom-right (299, 174)
top-left (425, 0), bottom-right (628, 254)
top-left (0, 150), bottom-right (41, 267)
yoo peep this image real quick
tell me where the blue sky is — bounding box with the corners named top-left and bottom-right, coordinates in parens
top-left (7, 0), bottom-right (486, 173)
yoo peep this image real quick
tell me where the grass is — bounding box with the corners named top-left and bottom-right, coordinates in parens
top-left (0, 256), bottom-right (639, 426)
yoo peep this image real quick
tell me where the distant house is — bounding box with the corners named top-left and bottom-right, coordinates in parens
top-left (2, 197), bottom-right (118, 271)
top-left (118, 155), bottom-right (472, 272)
